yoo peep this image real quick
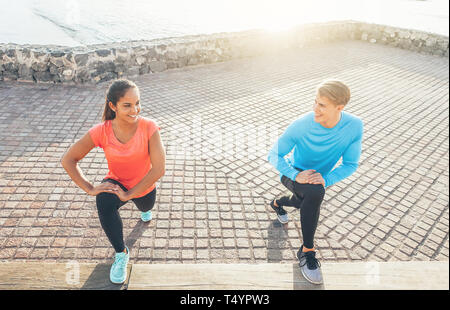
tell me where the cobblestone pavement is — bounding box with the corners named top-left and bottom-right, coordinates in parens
top-left (0, 41), bottom-right (448, 264)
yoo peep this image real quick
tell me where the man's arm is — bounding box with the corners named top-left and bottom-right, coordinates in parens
top-left (323, 121), bottom-right (363, 187)
top-left (267, 121), bottom-right (302, 181)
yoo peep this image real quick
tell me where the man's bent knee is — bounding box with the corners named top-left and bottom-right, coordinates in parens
top-left (309, 184), bottom-right (325, 199)
top-left (294, 183), bottom-right (325, 201)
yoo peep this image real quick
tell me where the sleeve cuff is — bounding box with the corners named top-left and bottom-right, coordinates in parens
top-left (289, 170), bottom-right (300, 182)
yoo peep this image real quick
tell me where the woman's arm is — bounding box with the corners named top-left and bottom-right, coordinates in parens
top-left (121, 130), bottom-right (166, 200)
top-left (61, 132), bottom-right (116, 196)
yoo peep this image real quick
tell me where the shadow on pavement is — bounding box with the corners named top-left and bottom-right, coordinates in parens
top-left (125, 220), bottom-right (149, 252)
top-left (292, 264), bottom-right (324, 290)
top-left (267, 220), bottom-right (288, 263)
top-left (80, 264), bottom-right (127, 290)
top-left (80, 220), bottom-right (149, 290)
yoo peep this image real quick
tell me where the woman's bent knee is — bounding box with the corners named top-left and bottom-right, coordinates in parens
top-left (96, 192), bottom-right (121, 214)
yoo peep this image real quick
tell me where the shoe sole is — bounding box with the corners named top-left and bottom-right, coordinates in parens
top-left (300, 266), bottom-right (323, 285)
top-left (276, 214), bottom-right (288, 224)
top-left (110, 276), bottom-right (126, 284)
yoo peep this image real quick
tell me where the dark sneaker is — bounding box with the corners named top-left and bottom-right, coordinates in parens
top-left (270, 200), bottom-right (288, 224)
top-left (297, 246), bottom-right (323, 284)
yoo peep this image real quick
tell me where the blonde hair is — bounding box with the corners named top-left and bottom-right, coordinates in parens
top-left (316, 79), bottom-right (351, 106)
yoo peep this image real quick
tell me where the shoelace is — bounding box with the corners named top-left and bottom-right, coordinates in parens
top-left (300, 251), bottom-right (321, 270)
top-left (113, 254), bottom-right (127, 271)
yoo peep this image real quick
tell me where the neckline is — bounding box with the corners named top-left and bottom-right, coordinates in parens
top-left (109, 117), bottom-right (141, 145)
top-left (315, 111), bottom-right (344, 130)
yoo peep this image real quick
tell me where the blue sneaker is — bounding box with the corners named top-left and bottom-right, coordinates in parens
top-left (110, 246), bottom-right (129, 284)
top-left (141, 210), bottom-right (152, 222)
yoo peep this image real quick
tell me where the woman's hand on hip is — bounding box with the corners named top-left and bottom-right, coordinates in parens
top-left (112, 186), bottom-right (131, 202)
top-left (88, 183), bottom-right (119, 196)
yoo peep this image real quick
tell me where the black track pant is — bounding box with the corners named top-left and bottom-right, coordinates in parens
top-left (96, 179), bottom-right (156, 253)
top-left (276, 168), bottom-right (325, 249)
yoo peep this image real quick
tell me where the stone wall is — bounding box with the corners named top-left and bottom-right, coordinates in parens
top-left (358, 23), bottom-right (449, 56)
top-left (0, 21), bottom-right (448, 84)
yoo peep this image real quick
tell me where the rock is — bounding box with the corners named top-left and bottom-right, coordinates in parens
top-left (62, 69), bottom-right (73, 76)
top-left (97, 72), bottom-right (117, 83)
top-left (3, 62), bottom-right (18, 72)
top-left (146, 48), bottom-right (158, 59)
top-left (425, 38), bottom-right (437, 47)
top-left (177, 56), bottom-right (188, 67)
top-left (75, 69), bottom-right (89, 82)
top-left (95, 61), bottom-right (115, 74)
top-left (127, 66), bottom-right (140, 77)
top-left (50, 51), bottom-right (65, 57)
top-left (3, 71), bottom-right (18, 80)
top-left (33, 70), bottom-right (53, 82)
top-left (136, 55), bottom-right (147, 65)
top-left (18, 64), bottom-right (32, 79)
top-left (369, 38), bottom-right (377, 44)
top-left (165, 51), bottom-right (178, 60)
top-left (139, 64), bottom-right (150, 75)
top-left (49, 64), bottom-right (59, 75)
top-left (49, 56), bottom-right (65, 67)
top-left (74, 53), bottom-right (89, 66)
top-left (113, 63), bottom-right (127, 74)
top-left (6, 49), bottom-right (16, 58)
top-left (20, 48), bottom-right (31, 58)
top-left (187, 57), bottom-right (199, 66)
top-left (149, 61), bottom-right (167, 72)
top-left (115, 55), bottom-right (129, 63)
top-left (96, 49), bottom-right (111, 57)
top-left (31, 61), bottom-right (48, 72)
top-left (166, 61), bottom-right (178, 69)
top-left (157, 44), bottom-right (167, 51)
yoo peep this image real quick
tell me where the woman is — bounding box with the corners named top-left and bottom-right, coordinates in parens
top-left (61, 79), bottom-right (165, 284)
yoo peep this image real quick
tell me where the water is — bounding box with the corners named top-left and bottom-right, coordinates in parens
top-left (0, 0), bottom-right (448, 47)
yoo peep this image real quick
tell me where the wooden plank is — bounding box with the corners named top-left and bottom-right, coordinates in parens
top-left (128, 263), bottom-right (320, 290)
top-left (321, 261), bottom-right (449, 290)
top-left (0, 262), bottom-right (130, 290)
top-left (128, 261), bottom-right (449, 290)
top-left (0, 261), bottom-right (447, 290)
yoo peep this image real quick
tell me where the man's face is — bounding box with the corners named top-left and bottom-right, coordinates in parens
top-left (313, 94), bottom-right (344, 125)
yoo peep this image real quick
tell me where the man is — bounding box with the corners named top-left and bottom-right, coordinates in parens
top-left (267, 79), bottom-right (363, 284)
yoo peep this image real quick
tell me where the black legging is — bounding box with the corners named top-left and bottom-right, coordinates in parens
top-left (96, 179), bottom-right (156, 253)
top-left (276, 168), bottom-right (325, 249)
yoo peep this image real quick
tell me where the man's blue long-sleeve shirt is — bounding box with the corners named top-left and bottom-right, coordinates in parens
top-left (267, 111), bottom-right (363, 187)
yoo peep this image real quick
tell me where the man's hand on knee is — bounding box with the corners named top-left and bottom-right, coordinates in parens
top-left (307, 173), bottom-right (325, 187)
top-left (295, 170), bottom-right (325, 187)
top-left (295, 170), bottom-right (316, 184)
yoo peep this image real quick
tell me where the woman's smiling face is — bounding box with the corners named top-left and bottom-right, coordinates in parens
top-left (109, 87), bottom-right (141, 123)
